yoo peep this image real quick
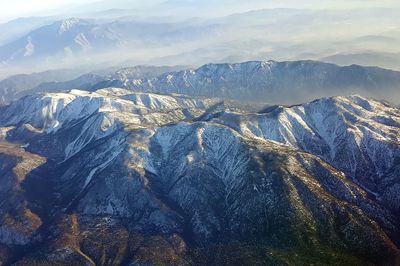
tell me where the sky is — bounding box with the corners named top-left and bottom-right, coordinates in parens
top-left (0, 0), bottom-right (98, 20)
top-left (1, 0), bottom-right (400, 22)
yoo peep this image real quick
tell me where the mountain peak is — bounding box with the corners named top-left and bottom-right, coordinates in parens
top-left (57, 18), bottom-right (86, 34)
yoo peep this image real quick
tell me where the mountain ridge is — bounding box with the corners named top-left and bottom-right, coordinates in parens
top-left (0, 88), bottom-right (399, 264)
top-left (92, 60), bottom-right (400, 104)
top-left (2, 59), bottom-right (400, 107)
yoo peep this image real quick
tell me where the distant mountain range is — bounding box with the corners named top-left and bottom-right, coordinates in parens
top-left (321, 52), bottom-right (400, 71)
top-left (0, 65), bottom-right (187, 105)
top-left (0, 17), bottom-right (55, 46)
top-left (0, 18), bottom-right (218, 66)
top-left (9, 59), bottom-right (400, 102)
top-left (115, 60), bottom-right (400, 104)
top-left (0, 68), bottom-right (83, 105)
top-left (1, 7), bottom-right (400, 75)
top-left (1, 60), bottom-right (400, 106)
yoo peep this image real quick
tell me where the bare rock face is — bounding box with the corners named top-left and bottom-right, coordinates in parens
top-left (0, 88), bottom-right (399, 265)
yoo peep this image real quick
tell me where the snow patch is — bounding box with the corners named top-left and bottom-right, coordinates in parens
top-left (24, 36), bottom-right (34, 57)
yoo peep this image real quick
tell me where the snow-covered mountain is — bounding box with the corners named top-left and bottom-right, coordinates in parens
top-left (4, 60), bottom-right (400, 106)
top-left (0, 65), bottom-right (186, 105)
top-left (0, 88), bottom-right (399, 264)
top-left (95, 60), bottom-right (400, 104)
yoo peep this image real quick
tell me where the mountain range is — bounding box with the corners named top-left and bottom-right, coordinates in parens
top-left (1, 6), bottom-right (400, 77)
top-left (0, 1), bottom-right (399, 265)
top-left (2, 60), bottom-right (399, 106)
top-left (0, 85), bottom-right (399, 264)
top-left (0, 65), bottom-right (187, 105)
top-left (0, 17), bottom-right (218, 67)
top-left (102, 60), bottom-right (400, 104)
